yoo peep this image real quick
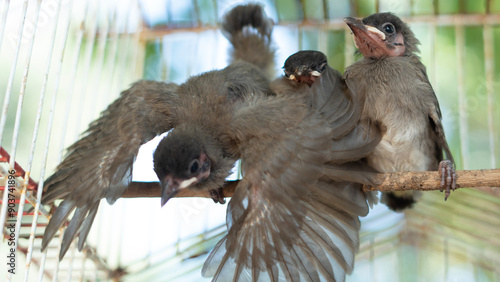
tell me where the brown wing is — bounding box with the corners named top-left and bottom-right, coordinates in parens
top-left (41, 81), bottom-right (179, 259)
top-left (203, 94), bottom-right (372, 281)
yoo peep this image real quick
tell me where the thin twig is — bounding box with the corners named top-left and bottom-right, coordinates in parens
top-left (122, 169), bottom-right (500, 198)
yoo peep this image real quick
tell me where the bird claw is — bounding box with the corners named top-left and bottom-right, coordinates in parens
top-left (210, 188), bottom-right (226, 204)
top-left (438, 160), bottom-right (456, 201)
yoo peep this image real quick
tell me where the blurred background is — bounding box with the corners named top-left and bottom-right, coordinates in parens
top-left (0, 0), bottom-right (499, 281)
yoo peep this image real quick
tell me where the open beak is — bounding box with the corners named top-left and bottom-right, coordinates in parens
top-left (344, 17), bottom-right (388, 57)
top-left (344, 17), bottom-right (386, 43)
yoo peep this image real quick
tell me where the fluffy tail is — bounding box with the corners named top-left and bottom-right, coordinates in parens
top-left (221, 4), bottom-right (275, 76)
top-left (381, 191), bottom-right (422, 211)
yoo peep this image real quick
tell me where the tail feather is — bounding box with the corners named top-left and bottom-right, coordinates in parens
top-left (78, 201), bottom-right (100, 251)
top-left (381, 191), bottom-right (421, 211)
top-left (222, 4), bottom-right (275, 75)
top-left (41, 200), bottom-right (76, 252)
top-left (60, 206), bottom-right (88, 260)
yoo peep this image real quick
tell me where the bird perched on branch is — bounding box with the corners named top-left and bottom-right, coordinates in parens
top-left (343, 13), bottom-right (456, 211)
top-left (42, 4), bottom-right (382, 281)
top-left (38, 2), bottom-right (275, 261)
top-left (200, 46), bottom-right (383, 280)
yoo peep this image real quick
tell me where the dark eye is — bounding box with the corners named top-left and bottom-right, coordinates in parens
top-left (383, 23), bottom-right (395, 34)
top-left (189, 160), bottom-right (199, 174)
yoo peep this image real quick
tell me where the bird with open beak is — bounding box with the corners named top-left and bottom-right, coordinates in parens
top-left (343, 13), bottom-right (456, 211)
top-left (41, 5), bottom-right (385, 281)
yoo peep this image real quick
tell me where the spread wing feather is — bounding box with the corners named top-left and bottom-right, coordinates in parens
top-left (202, 94), bottom-right (372, 281)
top-left (41, 81), bottom-right (179, 259)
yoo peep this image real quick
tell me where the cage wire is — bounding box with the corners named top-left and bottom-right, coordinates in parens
top-left (0, 0), bottom-right (499, 281)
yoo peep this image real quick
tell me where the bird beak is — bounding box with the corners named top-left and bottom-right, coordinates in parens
top-left (160, 177), bottom-right (178, 207)
top-left (344, 17), bottom-right (388, 57)
top-left (160, 176), bottom-right (204, 207)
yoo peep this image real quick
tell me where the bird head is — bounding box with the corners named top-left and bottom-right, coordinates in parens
top-left (344, 12), bottom-right (420, 59)
top-left (153, 129), bottom-right (213, 207)
top-left (283, 50), bottom-right (327, 87)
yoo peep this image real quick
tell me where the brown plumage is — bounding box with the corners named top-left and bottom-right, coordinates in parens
top-left (41, 80), bottom-right (179, 259)
top-left (43, 5), bottom-right (383, 281)
top-left (39, 3), bottom-right (272, 262)
top-left (221, 3), bottom-right (275, 76)
top-left (201, 49), bottom-right (382, 281)
top-left (344, 13), bottom-right (456, 211)
top-left (201, 50), bottom-right (382, 282)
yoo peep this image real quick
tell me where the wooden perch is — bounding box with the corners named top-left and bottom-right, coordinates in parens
top-left (122, 169), bottom-right (500, 199)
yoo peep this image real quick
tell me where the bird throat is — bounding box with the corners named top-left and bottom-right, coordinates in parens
top-left (354, 32), bottom-right (405, 58)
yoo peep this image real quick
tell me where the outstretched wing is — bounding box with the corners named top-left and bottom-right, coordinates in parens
top-left (41, 80), bottom-right (179, 259)
top-left (202, 94), bottom-right (372, 281)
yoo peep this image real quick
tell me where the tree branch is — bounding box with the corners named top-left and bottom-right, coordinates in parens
top-left (122, 169), bottom-right (500, 198)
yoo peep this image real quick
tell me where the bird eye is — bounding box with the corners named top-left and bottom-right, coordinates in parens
top-left (189, 160), bottom-right (199, 174)
top-left (383, 23), bottom-right (395, 34)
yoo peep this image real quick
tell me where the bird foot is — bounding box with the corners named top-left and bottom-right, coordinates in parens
top-left (439, 160), bottom-right (456, 201)
top-left (209, 188), bottom-right (226, 204)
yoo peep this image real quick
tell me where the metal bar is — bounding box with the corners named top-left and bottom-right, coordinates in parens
top-left (455, 21), bottom-right (470, 169)
top-left (86, 10), bottom-right (113, 120)
top-left (161, 38), bottom-right (169, 81)
top-left (192, 0), bottom-right (201, 26)
top-left (115, 203), bottom-right (126, 271)
top-left (0, 0), bottom-right (10, 53)
top-left (344, 27), bottom-right (354, 68)
top-left (33, 0), bottom-right (77, 227)
top-left (0, 147), bottom-right (37, 188)
top-left (79, 249), bottom-right (88, 282)
top-left (66, 239), bottom-right (77, 282)
top-left (429, 23), bottom-right (437, 86)
top-left (212, 0), bottom-right (218, 22)
top-left (132, 3), bottom-right (145, 81)
top-left (0, 0), bottom-right (28, 149)
top-left (37, 229), bottom-right (49, 280)
top-left (317, 25), bottom-right (327, 54)
top-left (483, 23), bottom-right (496, 168)
top-left (322, 0), bottom-right (329, 21)
top-left (368, 235), bottom-right (375, 280)
top-left (166, 0), bottom-right (172, 25)
top-left (186, 31), bottom-right (197, 77)
top-left (5, 1), bottom-right (41, 280)
top-left (53, 229), bottom-right (64, 282)
top-left (24, 0), bottom-right (65, 277)
top-left (71, 7), bottom-right (99, 140)
top-left (139, 14), bottom-right (500, 41)
top-left (49, 3), bottom-right (91, 279)
top-left (105, 9), bottom-right (124, 105)
top-left (350, 0), bottom-right (358, 17)
top-left (57, 2), bottom-right (91, 162)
